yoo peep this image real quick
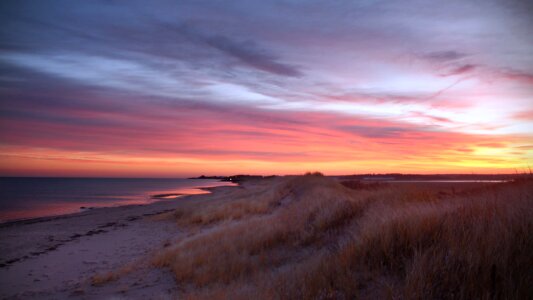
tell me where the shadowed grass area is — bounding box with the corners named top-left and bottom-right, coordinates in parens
top-left (151, 175), bottom-right (532, 299)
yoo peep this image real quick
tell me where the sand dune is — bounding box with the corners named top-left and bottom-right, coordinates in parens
top-left (1, 175), bottom-right (531, 299)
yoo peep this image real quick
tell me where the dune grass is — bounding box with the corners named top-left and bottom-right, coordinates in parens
top-left (90, 262), bottom-right (137, 286)
top-left (151, 175), bottom-right (532, 299)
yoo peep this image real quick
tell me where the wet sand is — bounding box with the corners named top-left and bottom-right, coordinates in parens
top-left (0, 185), bottom-right (237, 299)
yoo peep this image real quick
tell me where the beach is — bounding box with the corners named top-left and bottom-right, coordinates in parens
top-left (0, 178), bottom-right (235, 222)
top-left (1, 175), bottom-right (531, 299)
top-left (0, 184), bottom-right (237, 299)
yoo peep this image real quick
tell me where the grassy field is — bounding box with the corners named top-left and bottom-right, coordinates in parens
top-left (147, 174), bottom-right (533, 299)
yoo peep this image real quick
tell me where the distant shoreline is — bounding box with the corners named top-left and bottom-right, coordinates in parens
top-left (1, 175), bottom-right (531, 298)
top-left (0, 174), bottom-right (522, 224)
top-left (190, 173), bottom-right (523, 180)
top-left (0, 177), bottom-right (237, 227)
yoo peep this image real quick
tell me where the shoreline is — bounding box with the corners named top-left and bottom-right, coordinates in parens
top-left (0, 183), bottom-right (236, 261)
top-left (1, 177), bottom-right (530, 299)
top-left (0, 200), bottom-right (172, 229)
top-left (0, 183), bottom-right (240, 298)
top-left (0, 179), bottom-right (236, 225)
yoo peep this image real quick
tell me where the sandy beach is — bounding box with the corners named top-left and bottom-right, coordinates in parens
top-left (0, 184), bottom-right (238, 299)
top-left (1, 176), bottom-right (532, 299)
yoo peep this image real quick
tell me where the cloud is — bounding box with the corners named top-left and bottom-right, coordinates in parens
top-left (477, 142), bottom-right (507, 148)
top-left (338, 125), bottom-right (414, 139)
top-left (1, 0), bottom-right (532, 175)
top-left (422, 50), bottom-right (468, 62)
top-left (499, 69), bottom-right (533, 85)
top-left (409, 111), bottom-right (453, 123)
top-left (447, 64), bottom-right (477, 76)
top-left (513, 110), bottom-right (533, 120)
top-left (514, 145), bottom-right (533, 150)
top-left (455, 147), bottom-right (473, 153)
top-left (204, 35), bottom-right (302, 77)
top-left (443, 64), bottom-right (476, 76)
top-left (0, 7), bottom-right (301, 80)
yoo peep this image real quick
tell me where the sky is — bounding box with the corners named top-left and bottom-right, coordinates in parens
top-left (0, 0), bottom-right (532, 177)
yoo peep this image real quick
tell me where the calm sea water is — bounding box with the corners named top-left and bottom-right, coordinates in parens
top-left (0, 178), bottom-right (235, 222)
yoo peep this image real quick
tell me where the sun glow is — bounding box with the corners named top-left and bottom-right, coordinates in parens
top-left (1, 1), bottom-right (532, 176)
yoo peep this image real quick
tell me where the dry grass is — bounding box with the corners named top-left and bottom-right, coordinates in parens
top-left (90, 262), bottom-right (138, 286)
top-left (153, 175), bottom-right (366, 287)
top-left (90, 271), bottom-right (118, 286)
top-left (152, 175), bottom-right (533, 299)
top-left (170, 177), bottom-right (293, 226)
top-left (341, 180), bottom-right (386, 191)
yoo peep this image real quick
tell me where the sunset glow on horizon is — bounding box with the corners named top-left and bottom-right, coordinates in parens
top-left (1, 1), bottom-right (532, 177)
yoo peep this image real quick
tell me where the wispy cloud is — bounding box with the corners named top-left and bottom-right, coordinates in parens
top-left (204, 35), bottom-right (302, 77)
top-left (422, 50), bottom-right (468, 62)
top-left (0, 0), bottom-right (531, 175)
top-left (443, 64), bottom-right (477, 76)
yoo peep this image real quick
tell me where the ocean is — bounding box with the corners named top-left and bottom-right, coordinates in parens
top-left (0, 178), bottom-right (235, 222)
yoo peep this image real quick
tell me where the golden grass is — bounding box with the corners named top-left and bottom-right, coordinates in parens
top-left (90, 271), bottom-right (117, 286)
top-left (153, 175), bottom-right (533, 299)
top-left (90, 262), bottom-right (137, 286)
top-left (170, 177), bottom-right (293, 226)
